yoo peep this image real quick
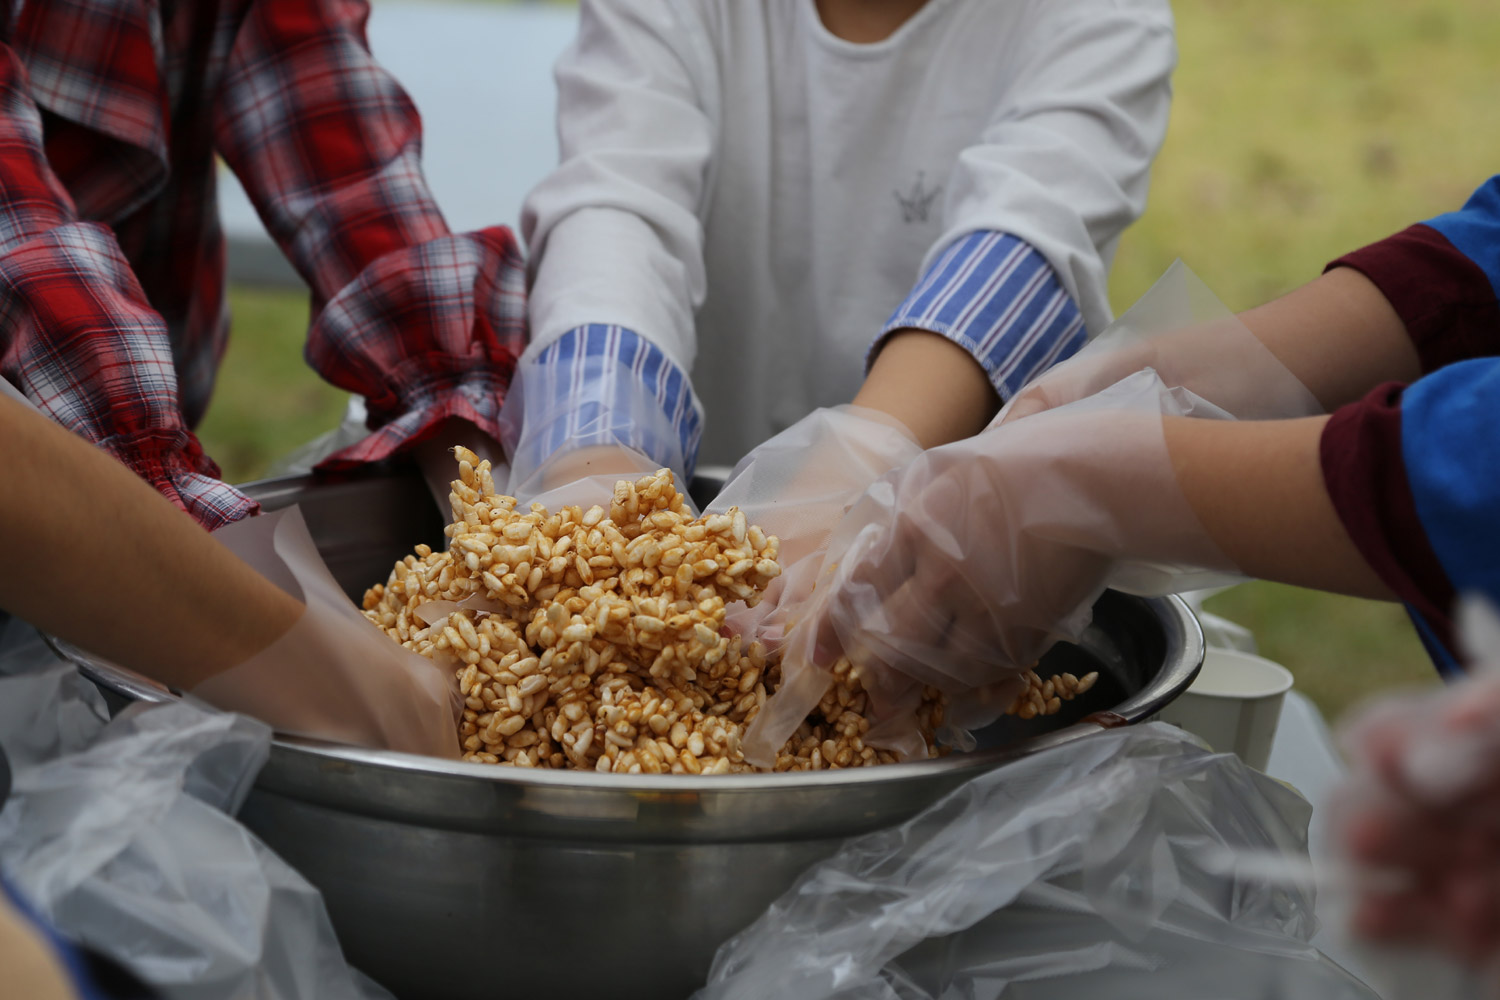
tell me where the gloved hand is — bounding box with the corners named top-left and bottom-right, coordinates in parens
top-left (709, 406), bottom-right (923, 653)
top-left (413, 417), bottom-right (510, 519)
top-left (1336, 600), bottom-right (1500, 968)
top-left (741, 371), bottom-right (1241, 767)
top-left (738, 261), bottom-right (1321, 766)
top-left (514, 443), bottom-right (670, 514)
top-left (1000, 260), bottom-right (1322, 425)
top-left (195, 507), bottom-right (462, 758)
top-left (502, 338), bottom-right (697, 509)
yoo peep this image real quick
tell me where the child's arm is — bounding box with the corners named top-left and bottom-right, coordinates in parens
top-left (851, 331), bottom-right (998, 447)
top-left (517, 0), bottom-right (714, 486)
top-left (1251, 177), bottom-right (1500, 662)
top-left (1176, 350), bottom-right (1500, 670)
top-left (1003, 176), bottom-right (1500, 431)
top-left (1001, 265), bottom-right (1419, 428)
top-left (1164, 416), bottom-right (1390, 598)
top-left (855, 1), bottom-right (1177, 445)
top-left (0, 391), bottom-right (301, 690)
top-left (0, 389), bottom-right (459, 754)
top-left (1170, 174), bottom-right (1500, 409)
top-left (781, 385), bottom-right (1383, 722)
top-left (1235, 267), bottom-right (1419, 410)
top-left (1005, 174), bottom-right (1500, 664)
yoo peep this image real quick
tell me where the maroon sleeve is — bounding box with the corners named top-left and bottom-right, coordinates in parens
top-left (1319, 382), bottom-right (1456, 651)
top-left (1327, 224), bottom-right (1500, 375)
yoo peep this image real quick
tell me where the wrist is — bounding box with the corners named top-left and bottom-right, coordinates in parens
top-left (510, 325), bottom-right (701, 481)
top-left (530, 444), bottom-right (659, 491)
top-left (413, 417), bottom-right (509, 513)
top-left (855, 329), bottom-right (999, 448)
top-left (414, 417), bottom-right (505, 467)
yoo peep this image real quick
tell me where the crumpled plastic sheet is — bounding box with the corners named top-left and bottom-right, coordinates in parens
top-left (0, 622), bottom-right (392, 1000)
top-left (695, 723), bottom-right (1379, 1000)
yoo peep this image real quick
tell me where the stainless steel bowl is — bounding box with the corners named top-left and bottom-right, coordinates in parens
top-left (81, 470), bottom-right (1203, 1000)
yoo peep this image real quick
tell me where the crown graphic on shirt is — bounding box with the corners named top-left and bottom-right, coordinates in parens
top-left (894, 171), bottom-right (943, 224)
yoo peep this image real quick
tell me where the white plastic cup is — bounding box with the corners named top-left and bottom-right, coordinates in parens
top-left (1157, 649), bottom-right (1295, 771)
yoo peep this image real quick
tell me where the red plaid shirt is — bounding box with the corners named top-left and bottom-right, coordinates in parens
top-left (0, 0), bottom-right (526, 529)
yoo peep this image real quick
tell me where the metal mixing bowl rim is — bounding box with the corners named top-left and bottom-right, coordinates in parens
top-left (67, 593), bottom-right (1202, 794)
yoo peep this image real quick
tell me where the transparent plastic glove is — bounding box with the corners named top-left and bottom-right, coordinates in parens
top-left (414, 418), bottom-right (509, 518)
top-left (710, 406), bottom-right (922, 653)
top-left (742, 372), bottom-right (1240, 766)
top-left (1000, 260), bottom-right (1322, 425)
top-left (509, 443), bottom-right (672, 514)
top-left (1333, 598), bottom-right (1500, 979)
top-left (195, 507), bottom-right (461, 758)
top-left (502, 342), bottom-right (693, 505)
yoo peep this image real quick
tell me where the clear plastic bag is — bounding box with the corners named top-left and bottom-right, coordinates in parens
top-left (697, 724), bottom-right (1378, 1000)
top-left (0, 630), bottom-right (391, 1000)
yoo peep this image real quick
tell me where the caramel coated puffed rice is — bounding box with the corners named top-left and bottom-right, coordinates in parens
top-left (362, 452), bottom-right (1098, 773)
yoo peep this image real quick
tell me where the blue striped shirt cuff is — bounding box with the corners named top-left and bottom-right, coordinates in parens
top-left (524, 324), bottom-right (703, 477)
top-left (878, 231), bottom-right (1087, 400)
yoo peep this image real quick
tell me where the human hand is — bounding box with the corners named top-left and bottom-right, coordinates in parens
top-left (709, 406), bottom-right (921, 654)
top-left (509, 443), bottom-right (670, 513)
top-left (742, 372), bottom-right (1238, 765)
top-left (1337, 604), bottom-right (1500, 969)
top-left (414, 417), bottom-right (509, 518)
top-left (196, 508), bottom-right (461, 757)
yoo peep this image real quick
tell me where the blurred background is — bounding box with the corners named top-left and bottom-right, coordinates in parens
top-left (199, 0), bottom-right (1500, 721)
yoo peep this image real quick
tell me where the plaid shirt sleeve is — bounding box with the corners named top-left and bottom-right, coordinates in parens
top-left (214, 0), bottom-right (527, 469)
top-left (0, 42), bottom-right (258, 530)
top-left (875, 231), bottom-right (1087, 400)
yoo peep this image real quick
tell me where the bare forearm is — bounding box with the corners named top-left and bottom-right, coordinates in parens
top-left (1163, 415), bottom-right (1393, 599)
top-left (853, 330), bottom-right (999, 448)
top-left (0, 396), bottom-right (301, 688)
top-left (1239, 267), bottom-right (1420, 411)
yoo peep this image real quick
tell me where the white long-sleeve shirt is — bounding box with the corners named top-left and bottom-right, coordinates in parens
top-left (521, 0), bottom-right (1175, 469)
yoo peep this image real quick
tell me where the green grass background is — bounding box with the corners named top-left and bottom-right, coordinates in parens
top-left (198, 0), bottom-right (1500, 721)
